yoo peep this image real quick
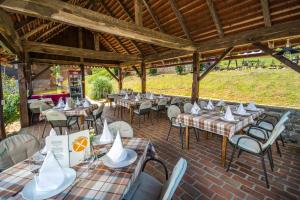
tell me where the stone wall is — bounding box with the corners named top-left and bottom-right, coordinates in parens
top-left (154, 93), bottom-right (300, 145)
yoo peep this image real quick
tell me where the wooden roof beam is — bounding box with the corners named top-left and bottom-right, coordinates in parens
top-left (115, 0), bottom-right (134, 21)
top-left (198, 47), bottom-right (233, 81)
top-left (253, 42), bottom-right (300, 73)
top-left (35, 23), bottom-right (64, 41)
top-left (104, 68), bottom-right (119, 81)
top-left (260, 0), bottom-right (271, 27)
top-left (135, 0), bottom-right (143, 26)
top-left (168, 0), bottom-right (192, 40)
top-left (206, 0), bottom-right (224, 38)
top-left (23, 41), bottom-right (141, 62)
top-left (0, 9), bottom-right (22, 55)
top-left (30, 58), bottom-right (120, 66)
top-left (132, 66), bottom-right (141, 78)
top-left (142, 0), bottom-right (164, 32)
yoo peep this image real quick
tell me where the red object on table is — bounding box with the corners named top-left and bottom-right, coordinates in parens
top-left (30, 93), bottom-right (70, 105)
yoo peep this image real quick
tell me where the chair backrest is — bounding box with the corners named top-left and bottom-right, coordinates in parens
top-left (263, 116), bottom-right (288, 148)
top-left (171, 97), bottom-right (181, 105)
top-left (108, 121), bottom-right (134, 138)
top-left (281, 111), bottom-right (291, 121)
top-left (160, 158), bottom-right (187, 200)
top-left (199, 101), bottom-right (207, 109)
top-left (139, 101), bottom-right (152, 110)
top-left (0, 133), bottom-right (40, 171)
top-left (45, 109), bottom-right (67, 121)
top-left (183, 103), bottom-right (193, 114)
top-left (93, 103), bottom-right (104, 117)
top-left (167, 105), bottom-right (181, 121)
top-left (158, 98), bottom-right (168, 106)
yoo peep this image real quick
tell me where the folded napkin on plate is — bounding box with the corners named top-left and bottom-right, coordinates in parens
top-left (216, 99), bottom-right (225, 107)
top-left (207, 100), bottom-right (214, 110)
top-left (191, 102), bottom-right (201, 115)
top-left (76, 97), bottom-right (81, 106)
top-left (149, 93), bottom-right (154, 100)
top-left (83, 100), bottom-right (90, 108)
top-left (124, 93), bottom-right (129, 100)
top-left (224, 106), bottom-right (235, 121)
top-left (34, 151), bottom-right (65, 191)
top-left (41, 129), bottom-right (57, 154)
top-left (106, 131), bottom-right (127, 163)
top-left (99, 120), bottom-right (114, 144)
top-left (246, 102), bottom-right (257, 110)
top-left (57, 98), bottom-right (65, 108)
top-left (237, 103), bottom-right (247, 115)
top-left (159, 94), bottom-right (163, 98)
top-left (66, 98), bottom-right (75, 108)
top-left (135, 96), bottom-right (140, 102)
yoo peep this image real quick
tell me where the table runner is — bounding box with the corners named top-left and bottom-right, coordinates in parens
top-left (176, 109), bottom-right (264, 138)
top-left (0, 138), bottom-right (154, 199)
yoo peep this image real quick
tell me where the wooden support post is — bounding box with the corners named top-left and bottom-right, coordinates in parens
top-left (24, 53), bottom-right (33, 96)
top-left (118, 67), bottom-right (123, 91)
top-left (0, 67), bottom-right (6, 139)
top-left (17, 60), bottom-right (29, 127)
top-left (191, 52), bottom-right (200, 103)
top-left (141, 61), bottom-right (146, 93)
top-left (80, 64), bottom-right (85, 98)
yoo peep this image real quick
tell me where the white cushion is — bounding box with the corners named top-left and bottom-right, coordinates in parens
top-left (124, 172), bottom-right (162, 200)
top-left (229, 135), bottom-right (264, 154)
top-left (257, 121), bottom-right (273, 131)
top-left (247, 128), bottom-right (268, 140)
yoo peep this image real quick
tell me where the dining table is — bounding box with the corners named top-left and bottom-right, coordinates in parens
top-left (0, 137), bottom-right (155, 199)
top-left (176, 106), bottom-right (264, 167)
top-left (116, 96), bottom-right (170, 124)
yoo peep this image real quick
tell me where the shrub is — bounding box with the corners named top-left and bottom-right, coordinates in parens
top-left (91, 77), bottom-right (113, 99)
top-left (175, 65), bottom-right (185, 75)
top-left (2, 75), bottom-right (19, 127)
top-left (149, 68), bottom-right (157, 76)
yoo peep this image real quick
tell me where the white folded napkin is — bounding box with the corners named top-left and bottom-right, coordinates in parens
top-left (64, 103), bottom-right (71, 110)
top-left (237, 103), bottom-right (246, 115)
top-left (76, 97), bottom-right (81, 106)
top-left (159, 94), bottom-right (163, 98)
top-left (99, 120), bottom-right (114, 144)
top-left (217, 99), bottom-right (225, 107)
top-left (224, 106), bottom-right (235, 121)
top-left (137, 93), bottom-right (141, 99)
top-left (41, 129), bottom-right (57, 154)
top-left (106, 131), bottom-right (127, 163)
top-left (191, 102), bottom-right (201, 115)
top-left (34, 151), bottom-right (65, 191)
top-left (124, 93), bottom-right (129, 100)
top-left (149, 93), bottom-right (154, 99)
top-left (247, 102), bottom-right (257, 110)
top-left (207, 100), bottom-right (214, 110)
top-left (135, 96), bottom-right (140, 102)
top-left (57, 98), bottom-right (65, 108)
top-left (83, 100), bottom-right (90, 108)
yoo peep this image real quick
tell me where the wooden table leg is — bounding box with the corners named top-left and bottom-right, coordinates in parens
top-left (221, 136), bottom-right (228, 167)
top-left (130, 107), bottom-right (134, 124)
top-left (185, 126), bottom-right (189, 149)
top-left (79, 116), bottom-right (84, 130)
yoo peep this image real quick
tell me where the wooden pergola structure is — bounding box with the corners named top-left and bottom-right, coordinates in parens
top-left (0, 0), bottom-right (300, 139)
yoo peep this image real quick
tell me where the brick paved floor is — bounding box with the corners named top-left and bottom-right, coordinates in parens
top-left (23, 105), bottom-right (300, 200)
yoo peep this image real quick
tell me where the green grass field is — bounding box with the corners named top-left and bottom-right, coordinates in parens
top-left (114, 68), bottom-right (300, 108)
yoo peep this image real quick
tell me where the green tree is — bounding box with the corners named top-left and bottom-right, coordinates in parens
top-left (175, 65), bottom-right (185, 75)
top-left (91, 77), bottom-right (113, 99)
top-left (149, 68), bottom-right (157, 76)
top-left (2, 74), bottom-right (20, 127)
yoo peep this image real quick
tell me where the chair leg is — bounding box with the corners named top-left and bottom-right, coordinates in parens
top-left (180, 127), bottom-right (183, 149)
top-left (280, 135), bottom-right (285, 147)
top-left (30, 113), bottom-right (34, 125)
top-left (76, 120), bottom-right (80, 130)
top-left (41, 120), bottom-right (47, 138)
top-left (59, 127), bottom-right (63, 135)
top-left (261, 155), bottom-right (269, 188)
top-left (94, 119), bottom-right (98, 134)
top-left (275, 140), bottom-right (282, 157)
top-left (226, 146), bottom-right (237, 172)
top-left (166, 124), bottom-right (172, 141)
top-left (139, 116), bottom-right (141, 128)
top-left (150, 112), bottom-right (153, 125)
top-left (237, 149), bottom-right (243, 158)
top-left (193, 128), bottom-right (199, 141)
top-left (267, 149), bottom-right (274, 171)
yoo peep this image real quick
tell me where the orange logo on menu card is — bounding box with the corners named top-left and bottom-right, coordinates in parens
top-left (72, 136), bottom-right (88, 152)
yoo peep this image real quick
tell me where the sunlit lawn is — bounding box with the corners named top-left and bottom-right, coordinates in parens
top-left (119, 68), bottom-right (300, 108)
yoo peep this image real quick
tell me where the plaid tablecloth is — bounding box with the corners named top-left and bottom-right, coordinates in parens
top-left (116, 97), bottom-right (170, 109)
top-left (0, 138), bottom-right (154, 199)
top-left (176, 109), bottom-right (264, 138)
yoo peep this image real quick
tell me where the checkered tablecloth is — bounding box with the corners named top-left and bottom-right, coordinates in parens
top-left (116, 98), bottom-right (162, 109)
top-left (0, 138), bottom-right (154, 199)
top-left (176, 109), bottom-right (264, 138)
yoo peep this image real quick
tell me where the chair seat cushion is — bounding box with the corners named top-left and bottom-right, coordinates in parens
top-left (247, 128), bottom-right (268, 140)
top-left (257, 121), bottom-right (273, 131)
top-left (124, 172), bottom-right (162, 200)
top-left (85, 116), bottom-right (94, 121)
top-left (68, 117), bottom-right (78, 126)
top-left (134, 109), bottom-right (140, 115)
top-left (151, 106), bottom-right (159, 111)
top-left (229, 135), bottom-right (264, 154)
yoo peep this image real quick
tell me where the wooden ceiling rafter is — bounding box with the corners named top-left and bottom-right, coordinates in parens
top-left (142, 0), bottom-right (165, 33)
top-left (260, 0), bottom-right (271, 27)
top-left (98, 34), bottom-right (119, 53)
top-left (206, 0), bottom-right (224, 38)
top-left (168, 0), bottom-right (192, 40)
